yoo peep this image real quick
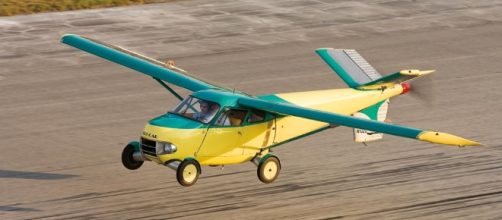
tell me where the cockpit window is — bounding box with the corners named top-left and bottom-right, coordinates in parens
top-left (215, 109), bottom-right (248, 126)
top-left (248, 110), bottom-right (266, 123)
top-left (171, 96), bottom-right (220, 123)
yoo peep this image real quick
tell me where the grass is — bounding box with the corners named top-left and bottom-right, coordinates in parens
top-left (0, 0), bottom-right (173, 16)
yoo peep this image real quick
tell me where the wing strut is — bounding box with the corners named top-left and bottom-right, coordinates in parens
top-left (153, 78), bottom-right (183, 101)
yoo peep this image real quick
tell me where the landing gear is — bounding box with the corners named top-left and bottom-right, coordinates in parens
top-left (176, 159), bottom-right (201, 187)
top-left (121, 143), bottom-right (144, 170)
top-left (257, 155), bottom-right (281, 183)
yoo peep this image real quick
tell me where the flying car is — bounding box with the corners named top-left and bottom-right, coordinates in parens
top-left (61, 34), bottom-right (481, 186)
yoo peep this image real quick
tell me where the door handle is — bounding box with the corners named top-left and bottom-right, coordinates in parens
top-left (237, 131), bottom-right (242, 135)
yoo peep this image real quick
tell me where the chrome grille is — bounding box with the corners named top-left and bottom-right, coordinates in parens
top-left (141, 137), bottom-right (156, 157)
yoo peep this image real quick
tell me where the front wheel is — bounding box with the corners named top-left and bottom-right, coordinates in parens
top-left (176, 160), bottom-right (201, 187)
top-left (121, 144), bottom-right (143, 170)
top-left (257, 155), bottom-right (281, 183)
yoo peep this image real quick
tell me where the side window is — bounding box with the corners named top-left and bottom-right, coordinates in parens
top-left (248, 110), bottom-right (266, 123)
top-left (214, 109), bottom-right (248, 126)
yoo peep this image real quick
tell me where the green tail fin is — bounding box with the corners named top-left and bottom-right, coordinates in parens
top-left (316, 48), bottom-right (382, 88)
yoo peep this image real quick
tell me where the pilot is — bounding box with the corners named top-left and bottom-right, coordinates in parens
top-left (193, 101), bottom-right (217, 123)
top-left (215, 111), bottom-right (242, 126)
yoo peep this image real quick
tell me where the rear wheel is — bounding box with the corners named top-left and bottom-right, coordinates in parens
top-left (176, 160), bottom-right (201, 187)
top-left (257, 155), bottom-right (281, 183)
top-left (121, 144), bottom-right (143, 170)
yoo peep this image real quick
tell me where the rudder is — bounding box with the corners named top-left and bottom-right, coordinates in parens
top-left (316, 48), bottom-right (381, 88)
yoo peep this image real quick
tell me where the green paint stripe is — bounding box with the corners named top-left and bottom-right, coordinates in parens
top-left (149, 113), bottom-right (208, 129)
top-left (61, 34), bottom-right (215, 92)
top-left (360, 71), bottom-right (402, 86)
top-left (256, 94), bottom-right (291, 104)
top-left (360, 100), bottom-right (386, 120)
top-left (128, 141), bottom-right (140, 152)
top-left (258, 153), bottom-right (277, 164)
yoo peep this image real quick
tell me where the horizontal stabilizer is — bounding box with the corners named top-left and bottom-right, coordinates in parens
top-left (359, 69), bottom-right (435, 89)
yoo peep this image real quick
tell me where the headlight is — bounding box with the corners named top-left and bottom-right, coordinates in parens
top-left (164, 143), bottom-right (177, 154)
top-left (156, 142), bottom-right (177, 154)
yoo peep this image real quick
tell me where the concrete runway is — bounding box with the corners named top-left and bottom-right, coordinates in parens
top-left (1, 0), bottom-right (502, 219)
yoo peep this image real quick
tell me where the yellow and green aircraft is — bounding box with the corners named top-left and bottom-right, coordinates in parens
top-left (62, 34), bottom-right (481, 186)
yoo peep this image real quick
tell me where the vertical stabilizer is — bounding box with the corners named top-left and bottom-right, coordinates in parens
top-left (316, 48), bottom-right (382, 88)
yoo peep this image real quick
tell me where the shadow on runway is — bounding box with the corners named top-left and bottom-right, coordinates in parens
top-left (0, 169), bottom-right (77, 180)
top-left (0, 205), bottom-right (40, 212)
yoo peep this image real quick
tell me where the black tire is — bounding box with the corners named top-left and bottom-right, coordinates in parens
top-left (257, 155), bottom-right (281, 183)
top-left (121, 144), bottom-right (143, 170)
top-left (176, 160), bottom-right (201, 187)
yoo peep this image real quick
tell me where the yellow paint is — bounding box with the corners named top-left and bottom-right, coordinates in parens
top-left (358, 82), bottom-right (395, 90)
top-left (274, 85), bottom-right (404, 143)
top-left (197, 121), bottom-right (275, 165)
top-left (196, 126), bottom-right (247, 165)
top-left (196, 155), bottom-right (255, 165)
top-left (143, 120), bottom-right (275, 165)
top-left (400, 69), bottom-right (435, 76)
top-left (141, 82), bottom-right (481, 169)
top-left (274, 117), bottom-right (327, 144)
top-left (240, 120), bottom-right (275, 155)
top-left (143, 84), bottom-right (418, 166)
top-left (277, 86), bottom-right (402, 113)
top-left (142, 124), bottom-right (206, 165)
top-left (417, 131), bottom-right (482, 146)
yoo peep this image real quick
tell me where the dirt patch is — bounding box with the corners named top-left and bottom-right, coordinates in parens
top-left (0, 0), bottom-right (177, 16)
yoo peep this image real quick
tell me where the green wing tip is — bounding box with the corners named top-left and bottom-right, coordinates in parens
top-left (60, 34), bottom-right (79, 43)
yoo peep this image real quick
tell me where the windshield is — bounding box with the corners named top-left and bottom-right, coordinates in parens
top-left (171, 96), bottom-right (220, 123)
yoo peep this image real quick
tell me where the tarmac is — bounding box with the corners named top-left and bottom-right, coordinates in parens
top-left (1, 0), bottom-right (502, 219)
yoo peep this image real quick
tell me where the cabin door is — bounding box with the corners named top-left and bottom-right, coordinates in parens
top-left (196, 109), bottom-right (248, 162)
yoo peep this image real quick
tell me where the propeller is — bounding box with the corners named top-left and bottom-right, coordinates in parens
top-left (400, 70), bottom-right (437, 104)
top-left (409, 74), bottom-right (436, 103)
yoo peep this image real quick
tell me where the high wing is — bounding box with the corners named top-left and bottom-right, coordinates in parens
top-left (61, 34), bottom-right (220, 92)
top-left (238, 97), bottom-right (481, 147)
